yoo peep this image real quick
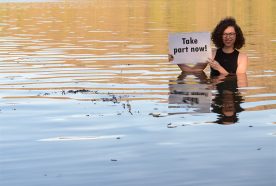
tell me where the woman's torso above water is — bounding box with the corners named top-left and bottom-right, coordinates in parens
top-left (211, 48), bottom-right (239, 76)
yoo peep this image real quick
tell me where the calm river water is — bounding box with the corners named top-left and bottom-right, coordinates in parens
top-left (0, 1), bottom-right (275, 186)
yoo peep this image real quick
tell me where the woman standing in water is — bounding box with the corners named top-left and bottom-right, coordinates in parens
top-left (170, 17), bottom-right (249, 124)
top-left (207, 18), bottom-right (248, 123)
top-left (208, 17), bottom-right (248, 76)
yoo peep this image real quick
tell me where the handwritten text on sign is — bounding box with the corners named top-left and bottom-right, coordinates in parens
top-left (168, 32), bottom-right (211, 64)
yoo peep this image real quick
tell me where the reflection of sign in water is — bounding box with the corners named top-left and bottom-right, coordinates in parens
top-left (169, 84), bottom-right (212, 113)
top-left (168, 32), bottom-right (212, 64)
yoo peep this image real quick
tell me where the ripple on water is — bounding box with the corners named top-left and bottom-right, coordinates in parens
top-left (38, 135), bottom-right (125, 142)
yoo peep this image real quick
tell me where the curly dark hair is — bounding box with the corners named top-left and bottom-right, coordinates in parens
top-left (211, 17), bottom-right (245, 49)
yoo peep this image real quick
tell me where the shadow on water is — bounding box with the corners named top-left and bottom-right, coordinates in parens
top-left (168, 71), bottom-right (248, 125)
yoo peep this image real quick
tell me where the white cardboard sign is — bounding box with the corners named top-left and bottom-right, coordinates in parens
top-left (168, 32), bottom-right (212, 64)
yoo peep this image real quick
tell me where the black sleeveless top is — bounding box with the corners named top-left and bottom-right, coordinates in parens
top-left (211, 48), bottom-right (239, 76)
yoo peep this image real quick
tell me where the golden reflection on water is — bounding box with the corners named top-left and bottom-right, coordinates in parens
top-left (0, 0), bottom-right (275, 110)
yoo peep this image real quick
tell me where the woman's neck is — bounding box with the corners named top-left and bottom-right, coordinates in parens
top-left (222, 46), bottom-right (235, 53)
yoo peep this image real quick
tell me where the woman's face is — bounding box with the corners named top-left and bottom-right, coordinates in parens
top-left (222, 26), bottom-right (236, 48)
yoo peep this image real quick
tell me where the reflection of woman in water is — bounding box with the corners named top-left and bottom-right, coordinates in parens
top-left (169, 72), bottom-right (247, 123)
top-left (169, 71), bottom-right (212, 114)
top-left (211, 74), bottom-right (247, 124)
top-left (176, 70), bottom-right (209, 84)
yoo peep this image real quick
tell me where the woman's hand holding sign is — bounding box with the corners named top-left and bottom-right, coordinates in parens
top-left (207, 58), bottom-right (219, 69)
top-left (207, 58), bottom-right (228, 75)
top-left (168, 54), bottom-right (174, 62)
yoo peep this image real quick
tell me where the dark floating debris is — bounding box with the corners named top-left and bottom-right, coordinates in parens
top-left (38, 89), bottom-right (135, 108)
top-left (101, 95), bottom-right (119, 103)
top-left (167, 123), bottom-right (177, 128)
top-left (110, 159), bottom-right (118, 162)
top-left (67, 89), bottom-right (90, 94)
top-left (127, 102), bottom-right (132, 115)
top-left (149, 112), bottom-right (168, 117)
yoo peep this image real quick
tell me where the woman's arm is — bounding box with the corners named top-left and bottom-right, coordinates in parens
top-left (208, 48), bottom-right (229, 75)
top-left (236, 53), bottom-right (248, 74)
top-left (237, 73), bottom-right (248, 88)
top-left (208, 58), bottom-right (229, 75)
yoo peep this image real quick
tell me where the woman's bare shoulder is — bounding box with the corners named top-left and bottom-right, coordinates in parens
top-left (238, 52), bottom-right (248, 62)
top-left (239, 52), bottom-right (248, 57)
